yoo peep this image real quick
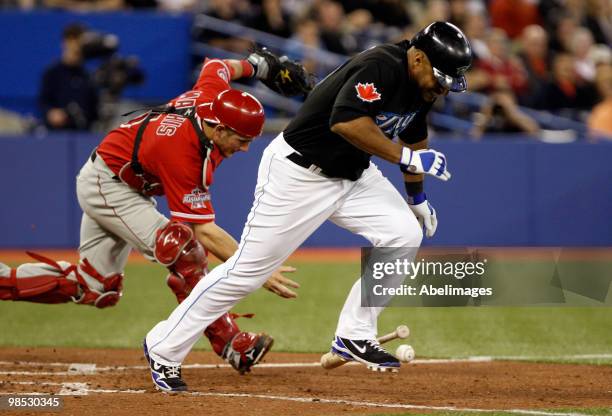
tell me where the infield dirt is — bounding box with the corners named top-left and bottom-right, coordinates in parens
top-left (1, 347), bottom-right (611, 416)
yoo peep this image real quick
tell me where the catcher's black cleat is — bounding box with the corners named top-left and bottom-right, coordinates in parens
top-left (143, 340), bottom-right (188, 392)
top-left (223, 332), bottom-right (274, 374)
top-left (331, 336), bottom-right (400, 372)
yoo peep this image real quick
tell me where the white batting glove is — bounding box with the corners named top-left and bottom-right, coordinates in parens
top-left (400, 147), bottom-right (451, 181)
top-left (408, 193), bottom-right (438, 238)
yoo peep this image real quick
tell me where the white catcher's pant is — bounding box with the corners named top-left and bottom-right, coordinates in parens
top-left (146, 134), bottom-right (423, 365)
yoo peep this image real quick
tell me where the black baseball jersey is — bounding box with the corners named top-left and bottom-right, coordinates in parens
top-left (284, 40), bottom-right (432, 181)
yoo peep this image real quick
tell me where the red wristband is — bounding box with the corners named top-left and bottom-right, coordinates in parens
top-left (240, 59), bottom-right (254, 78)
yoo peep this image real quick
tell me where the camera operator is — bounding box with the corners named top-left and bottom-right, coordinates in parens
top-left (39, 23), bottom-right (99, 131)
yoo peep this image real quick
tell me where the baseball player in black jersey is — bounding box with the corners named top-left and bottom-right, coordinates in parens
top-left (144, 22), bottom-right (473, 382)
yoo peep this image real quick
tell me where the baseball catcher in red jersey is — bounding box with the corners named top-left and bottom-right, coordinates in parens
top-left (0, 50), bottom-right (311, 386)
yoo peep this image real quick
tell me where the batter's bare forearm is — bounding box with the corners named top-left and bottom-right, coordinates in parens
top-left (192, 222), bottom-right (238, 262)
top-left (331, 116), bottom-right (404, 163)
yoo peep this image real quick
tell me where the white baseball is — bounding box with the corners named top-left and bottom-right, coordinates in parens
top-left (395, 344), bottom-right (415, 362)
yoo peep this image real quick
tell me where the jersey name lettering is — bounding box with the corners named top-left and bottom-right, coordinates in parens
top-left (157, 113), bottom-right (186, 136)
top-left (174, 91), bottom-right (202, 109)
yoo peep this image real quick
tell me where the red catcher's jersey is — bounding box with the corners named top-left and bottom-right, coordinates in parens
top-left (97, 59), bottom-right (234, 224)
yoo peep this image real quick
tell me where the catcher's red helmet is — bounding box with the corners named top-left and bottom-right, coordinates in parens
top-left (199, 89), bottom-right (265, 138)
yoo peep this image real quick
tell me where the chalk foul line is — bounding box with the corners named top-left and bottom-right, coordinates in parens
top-left (0, 381), bottom-right (594, 416)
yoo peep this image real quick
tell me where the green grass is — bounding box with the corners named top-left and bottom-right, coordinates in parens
top-left (1, 261), bottom-right (611, 365)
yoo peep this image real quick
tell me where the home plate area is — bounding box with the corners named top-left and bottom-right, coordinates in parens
top-left (0, 348), bottom-right (611, 416)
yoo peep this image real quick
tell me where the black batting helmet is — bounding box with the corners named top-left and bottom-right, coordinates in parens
top-left (411, 21), bottom-right (473, 92)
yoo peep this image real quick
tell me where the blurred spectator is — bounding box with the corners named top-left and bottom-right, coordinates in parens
top-left (122, 0), bottom-right (157, 6)
top-left (589, 45), bottom-right (612, 69)
top-left (335, 0), bottom-right (410, 29)
top-left (286, 17), bottom-right (322, 76)
top-left (311, 0), bottom-right (356, 55)
top-left (469, 29), bottom-right (539, 136)
top-left (39, 23), bottom-right (99, 131)
top-left (0, 0), bottom-right (37, 8)
top-left (247, 0), bottom-right (292, 38)
top-left (564, 0), bottom-right (587, 22)
top-left (535, 52), bottom-right (598, 118)
top-left (588, 64), bottom-right (612, 138)
top-left (585, 0), bottom-right (612, 45)
top-left (43, 0), bottom-right (158, 10)
top-left (549, 13), bottom-right (579, 53)
top-left (43, 0), bottom-right (122, 9)
top-left (463, 11), bottom-right (490, 60)
top-left (448, 0), bottom-right (486, 29)
top-left (474, 29), bottom-right (530, 98)
top-left (361, 0), bottom-right (412, 29)
top-left (517, 25), bottom-right (550, 107)
top-left (417, 0), bottom-right (451, 28)
top-left (470, 92), bottom-right (540, 137)
top-left (344, 8), bottom-right (379, 51)
top-left (157, 0), bottom-right (196, 12)
top-left (192, 0), bottom-right (252, 53)
top-left (489, 0), bottom-right (541, 39)
top-left (570, 28), bottom-right (597, 83)
top-left (538, 0), bottom-right (564, 28)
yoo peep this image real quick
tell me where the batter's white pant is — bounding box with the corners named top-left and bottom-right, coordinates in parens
top-left (146, 134), bottom-right (422, 365)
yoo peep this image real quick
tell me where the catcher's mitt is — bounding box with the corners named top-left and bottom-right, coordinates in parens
top-left (248, 46), bottom-right (315, 97)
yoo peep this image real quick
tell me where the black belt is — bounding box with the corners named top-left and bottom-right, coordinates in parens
top-left (286, 152), bottom-right (329, 177)
top-left (90, 149), bottom-right (120, 181)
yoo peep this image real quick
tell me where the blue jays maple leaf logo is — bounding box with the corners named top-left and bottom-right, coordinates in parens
top-left (355, 82), bottom-right (382, 102)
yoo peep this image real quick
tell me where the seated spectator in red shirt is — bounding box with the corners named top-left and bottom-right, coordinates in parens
top-left (468, 29), bottom-right (540, 137)
top-left (475, 29), bottom-right (530, 98)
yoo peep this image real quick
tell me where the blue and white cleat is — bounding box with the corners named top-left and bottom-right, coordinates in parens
top-left (143, 339), bottom-right (188, 392)
top-left (331, 336), bottom-right (400, 372)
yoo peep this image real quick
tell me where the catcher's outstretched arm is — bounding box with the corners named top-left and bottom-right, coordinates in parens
top-left (224, 59), bottom-right (255, 81)
top-left (247, 46), bottom-right (314, 97)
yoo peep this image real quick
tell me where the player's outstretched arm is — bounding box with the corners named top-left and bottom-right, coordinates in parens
top-left (193, 222), bottom-right (239, 262)
top-left (192, 222), bottom-right (300, 298)
top-left (330, 116), bottom-right (451, 181)
top-left (224, 59), bottom-right (256, 81)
